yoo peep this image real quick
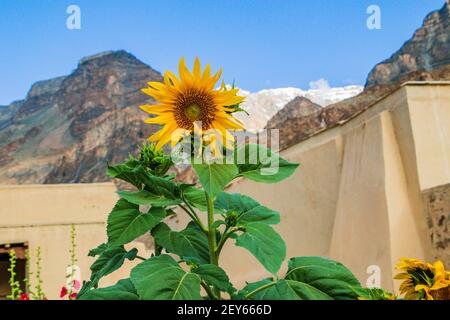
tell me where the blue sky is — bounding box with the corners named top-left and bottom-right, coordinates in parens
top-left (0, 0), bottom-right (445, 105)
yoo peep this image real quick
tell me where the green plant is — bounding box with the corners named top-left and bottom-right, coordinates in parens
top-left (67, 224), bottom-right (78, 292)
top-left (70, 224), bottom-right (77, 268)
top-left (31, 246), bottom-right (46, 300)
top-left (7, 249), bottom-right (22, 300)
top-left (60, 224), bottom-right (80, 300)
top-left (76, 140), bottom-right (367, 300)
top-left (77, 58), bottom-right (365, 300)
top-left (23, 249), bottom-right (33, 297)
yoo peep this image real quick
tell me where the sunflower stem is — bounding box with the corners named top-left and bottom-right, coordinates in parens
top-left (206, 192), bottom-right (220, 299)
top-left (201, 282), bottom-right (219, 300)
top-left (183, 199), bottom-right (208, 232)
top-left (179, 204), bottom-right (208, 235)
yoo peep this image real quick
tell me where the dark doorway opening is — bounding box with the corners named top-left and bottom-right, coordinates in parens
top-left (0, 243), bottom-right (28, 300)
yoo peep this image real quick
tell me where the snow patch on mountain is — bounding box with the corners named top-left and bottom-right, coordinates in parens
top-left (235, 82), bottom-right (363, 132)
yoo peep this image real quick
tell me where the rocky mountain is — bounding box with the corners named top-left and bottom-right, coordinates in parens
top-left (366, 0), bottom-right (450, 87)
top-left (265, 97), bottom-right (321, 130)
top-left (0, 50), bottom-right (162, 184)
top-left (268, 1), bottom-right (450, 150)
top-left (236, 85), bottom-right (362, 132)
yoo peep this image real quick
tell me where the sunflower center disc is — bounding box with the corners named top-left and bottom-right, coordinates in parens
top-left (185, 104), bottom-right (202, 121)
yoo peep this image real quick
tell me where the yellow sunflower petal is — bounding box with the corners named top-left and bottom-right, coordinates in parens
top-left (202, 64), bottom-right (211, 84)
top-left (148, 124), bottom-right (172, 141)
top-left (140, 104), bottom-right (173, 114)
top-left (178, 57), bottom-right (193, 86)
top-left (165, 70), bottom-right (181, 88)
top-left (215, 113), bottom-right (245, 130)
top-left (170, 128), bottom-right (189, 147)
top-left (147, 81), bottom-right (167, 90)
top-left (433, 260), bottom-right (446, 274)
top-left (141, 88), bottom-right (175, 104)
top-left (193, 56), bottom-right (201, 80)
top-left (215, 93), bottom-right (245, 106)
top-left (144, 114), bottom-right (174, 124)
top-left (155, 129), bottom-right (175, 150)
top-left (212, 67), bottom-right (222, 83)
top-left (149, 122), bottom-right (178, 145)
top-left (394, 273), bottom-right (411, 280)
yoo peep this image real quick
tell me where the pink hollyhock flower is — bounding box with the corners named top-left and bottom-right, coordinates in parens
top-left (72, 280), bottom-right (81, 290)
top-left (69, 292), bottom-right (77, 300)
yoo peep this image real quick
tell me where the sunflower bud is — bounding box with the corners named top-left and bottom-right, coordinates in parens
top-left (138, 143), bottom-right (173, 176)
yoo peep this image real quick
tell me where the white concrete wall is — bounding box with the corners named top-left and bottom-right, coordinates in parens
top-left (209, 83), bottom-right (449, 292)
top-left (0, 183), bottom-right (149, 299)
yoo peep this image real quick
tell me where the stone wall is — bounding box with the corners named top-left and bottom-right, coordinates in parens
top-left (422, 183), bottom-right (450, 266)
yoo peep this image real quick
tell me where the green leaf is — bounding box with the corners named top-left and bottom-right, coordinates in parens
top-left (88, 243), bottom-right (108, 257)
top-left (192, 163), bottom-right (238, 198)
top-left (78, 279), bottom-right (139, 300)
top-left (193, 264), bottom-right (231, 292)
top-left (79, 246), bottom-right (138, 296)
top-left (107, 160), bottom-right (142, 188)
top-left (182, 186), bottom-right (208, 211)
top-left (235, 222), bottom-right (286, 275)
top-left (283, 256), bottom-right (361, 300)
top-left (253, 279), bottom-right (332, 300)
top-left (351, 287), bottom-right (396, 300)
top-left (235, 144), bottom-right (299, 183)
top-left (236, 278), bottom-right (274, 300)
top-left (118, 190), bottom-right (181, 207)
top-left (215, 192), bottom-right (280, 225)
top-left (107, 199), bottom-right (166, 247)
top-left (178, 183), bottom-right (196, 192)
top-left (131, 254), bottom-right (202, 300)
top-left (112, 162), bottom-right (179, 195)
top-left (212, 220), bottom-right (226, 229)
top-left (137, 169), bottom-right (179, 198)
top-left (151, 222), bottom-right (210, 264)
top-left (90, 247), bottom-right (138, 287)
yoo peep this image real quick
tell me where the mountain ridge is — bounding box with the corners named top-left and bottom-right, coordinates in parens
top-left (365, 1), bottom-right (449, 87)
top-left (0, 50), bottom-right (163, 184)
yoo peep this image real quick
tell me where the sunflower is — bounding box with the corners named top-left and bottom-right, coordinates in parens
top-left (140, 57), bottom-right (245, 152)
top-left (415, 260), bottom-right (450, 300)
top-left (395, 258), bottom-right (450, 300)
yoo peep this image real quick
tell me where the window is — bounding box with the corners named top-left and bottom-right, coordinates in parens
top-left (0, 243), bottom-right (28, 300)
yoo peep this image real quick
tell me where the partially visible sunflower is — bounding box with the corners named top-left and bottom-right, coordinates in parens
top-left (395, 258), bottom-right (450, 300)
top-left (140, 57), bottom-right (245, 152)
top-left (415, 260), bottom-right (450, 300)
